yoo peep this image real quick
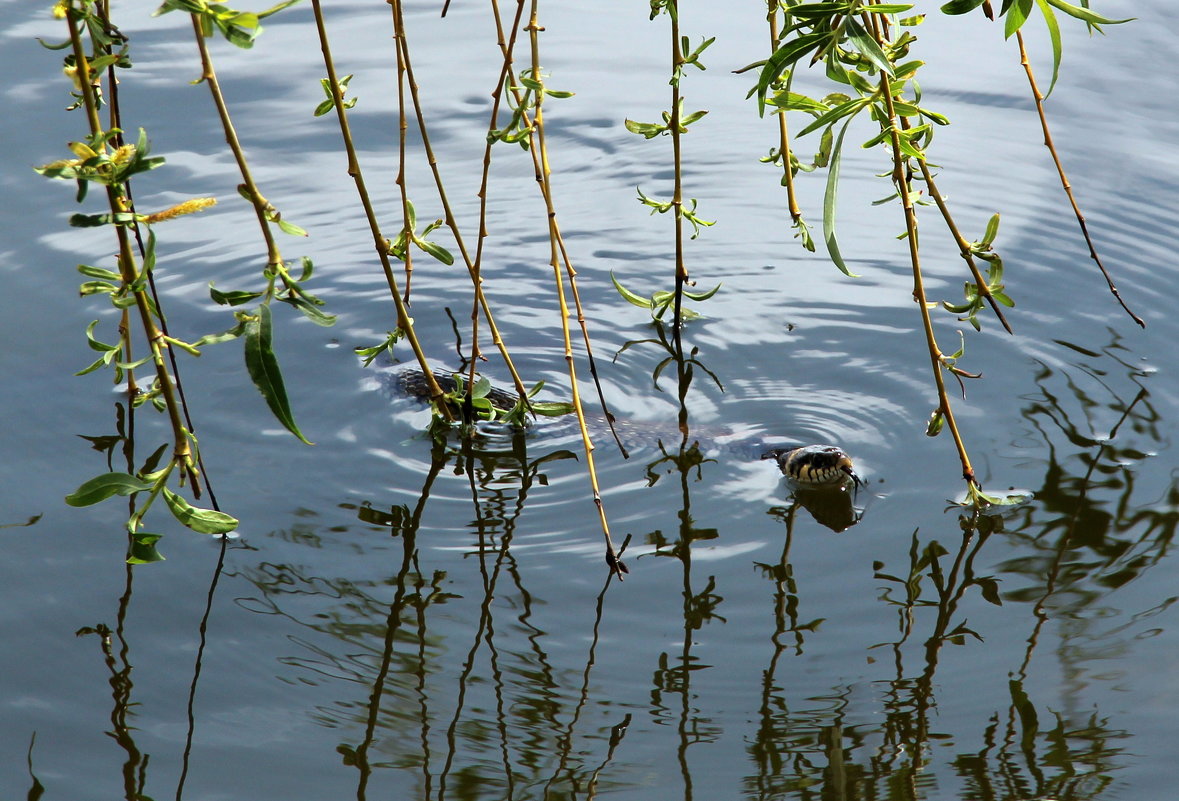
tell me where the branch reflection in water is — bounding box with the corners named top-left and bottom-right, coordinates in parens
top-left (238, 426), bottom-right (631, 799)
top-left (222, 330), bottom-right (1168, 800)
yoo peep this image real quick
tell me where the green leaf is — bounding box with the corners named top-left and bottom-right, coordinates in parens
top-left (65, 472), bottom-right (155, 506)
top-left (926, 410), bottom-right (945, 436)
top-left (276, 218), bottom-right (307, 237)
top-left (209, 283), bottom-right (263, 307)
top-left (917, 106), bottom-right (950, 125)
top-left (756, 31), bottom-right (828, 115)
top-left (415, 237), bottom-right (454, 265)
top-left (795, 97), bottom-right (869, 139)
top-left (624, 118), bottom-right (666, 138)
top-left (162, 487), bottom-right (239, 534)
top-left (939, 0), bottom-right (986, 13)
top-left (193, 320), bottom-right (247, 347)
top-left (257, 0), bottom-right (300, 20)
top-left (610, 272), bottom-right (654, 309)
top-left (244, 304), bottom-right (313, 444)
top-left (845, 18), bottom-right (895, 77)
top-left (283, 295), bottom-right (337, 327)
top-left (683, 282), bottom-right (722, 302)
top-left (530, 401), bottom-right (576, 417)
top-left (864, 4), bottom-right (914, 12)
top-left (766, 91), bottom-right (829, 114)
top-left (822, 117), bottom-right (861, 278)
top-left (981, 213), bottom-right (1000, 246)
top-left (77, 264), bottom-right (122, 281)
top-left (127, 531), bottom-right (165, 564)
top-left (1043, 0), bottom-right (1132, 26)
top-left (1033, 0), bottom-right (1062, 96)
top-left (1004, 0), bottom-right (1033, 38)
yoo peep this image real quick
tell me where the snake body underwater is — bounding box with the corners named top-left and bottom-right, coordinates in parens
top-left (384, 367), bottom-right (862, 489)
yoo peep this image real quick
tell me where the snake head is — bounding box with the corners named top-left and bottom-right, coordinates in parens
top-left (762, 444), bottom-right (860, 488)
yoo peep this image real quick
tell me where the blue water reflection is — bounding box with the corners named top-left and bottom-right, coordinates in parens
top-left (3, 1), bottom-right (1178, 799)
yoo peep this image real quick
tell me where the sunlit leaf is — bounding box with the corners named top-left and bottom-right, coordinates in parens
top-left (845, 18), bottom-right (895, 77)
top-left (822, 117), bottom-right (861, 277)
top-left (1004, 0), bottom-right (1033, 38)
top-left (162, 487), bottom-right (239, 534)
top-left (1043, 0), bottom-right (1132, 26)
top-left (756, 31), bottom-right (827, 115)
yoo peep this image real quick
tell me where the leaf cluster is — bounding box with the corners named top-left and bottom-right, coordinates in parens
top-left (35, 128), bottom-right (164, 204)
top-left (942, 0), bottom-right (1132, 95)
top-left (488, 69), bottom-right (574, 149)
top-left (153, 0), bottom-right (300, 49)
top-left (433, 372), bottom-right (574, 429)
top-left (941, 214), bottom-right (1014, 331)
top-left (611, 271), bottom-right (720, 322)
top-left (385, 200), bottom-right (454, 267)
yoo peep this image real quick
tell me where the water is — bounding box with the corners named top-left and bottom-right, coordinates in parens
top-left (2, 1), bottom-right (1175, 798)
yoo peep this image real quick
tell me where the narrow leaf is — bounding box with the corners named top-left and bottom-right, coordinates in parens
top-left (822, 117), bottom-right (862, 277)
top-left (1033, 0), bottom-right (1062, 96)
top-left (846, 18), bottom-right (895, 77)
top-left (244, 304), bottom-right (313, 444)
top-left (756, 32), bottom-right (827, 115)
top-left (1043, 0), bottom-right (1132, 25)
top-left (415, 238), bottom-right (454, 265)
top-left (795, 97), bottom-right (869, 139)
top-left (610, 272), bottom-right (654, 309)
top-left (982, 213), bottom-right (1001, 245)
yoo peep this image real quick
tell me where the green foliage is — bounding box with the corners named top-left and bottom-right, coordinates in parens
top-left (634, 188), bottom-right (714, 240)
top-left (355, 330), bottom-right (406, 367)
top-left (64, 472), bottom-right (155, 506)
top-left (35, 128), bottom-right (164, 203)
top-left (488, 69), bottom-right (574, 149)
top-left (431, 373), bottom-right (574, 429)
top-left (611, 272), bottom-right (720, 322)
top-left (314, 73), bottom-right (357, 117)
top-left (942, 215), bottom-right (1014, 331)
top-left (244, 304), bottom-right (312, 445)
top-left (385, 201), bottom-right (454, 267)
top-left (153, 0), bottom-right (301, 49)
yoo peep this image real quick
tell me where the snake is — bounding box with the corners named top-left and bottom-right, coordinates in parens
top-left (385, 367), bottom-right (861, 489)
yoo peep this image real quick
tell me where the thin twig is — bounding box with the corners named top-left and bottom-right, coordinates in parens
top-left (879, 74), bottom-right (977, 488)
top-left (386, 1), bottom-right (532, 403)
top-left (1014, 30), bottom-right (1144, 328)
top-left (309, 0), bottom-right (453, 419)
top-left (486, 1), bottom-right (629, 455)
top-left (905, 123), bottom-right (1013, 334)
top-left (525, 0), bottom-right (626, 578)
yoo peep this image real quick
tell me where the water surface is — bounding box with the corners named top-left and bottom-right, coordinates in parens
top-left (2, 1), bottom-right (1175, 799)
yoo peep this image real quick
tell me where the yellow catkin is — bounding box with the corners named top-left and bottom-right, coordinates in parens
top-left (141, 197), bottom-right (218, 224)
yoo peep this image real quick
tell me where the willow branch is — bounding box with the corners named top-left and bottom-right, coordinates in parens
top-left (526, 0), bottom-right (625, 578)
top-left (1014, 29), bottom-right (1143, 328)
top-left (309, 0), bottom-right (452, 419)
top-left (879, 78), bottom-right (977, 488)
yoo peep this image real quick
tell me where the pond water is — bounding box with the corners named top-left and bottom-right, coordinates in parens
top-left (3, 1), bottom-right (1175, 799)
